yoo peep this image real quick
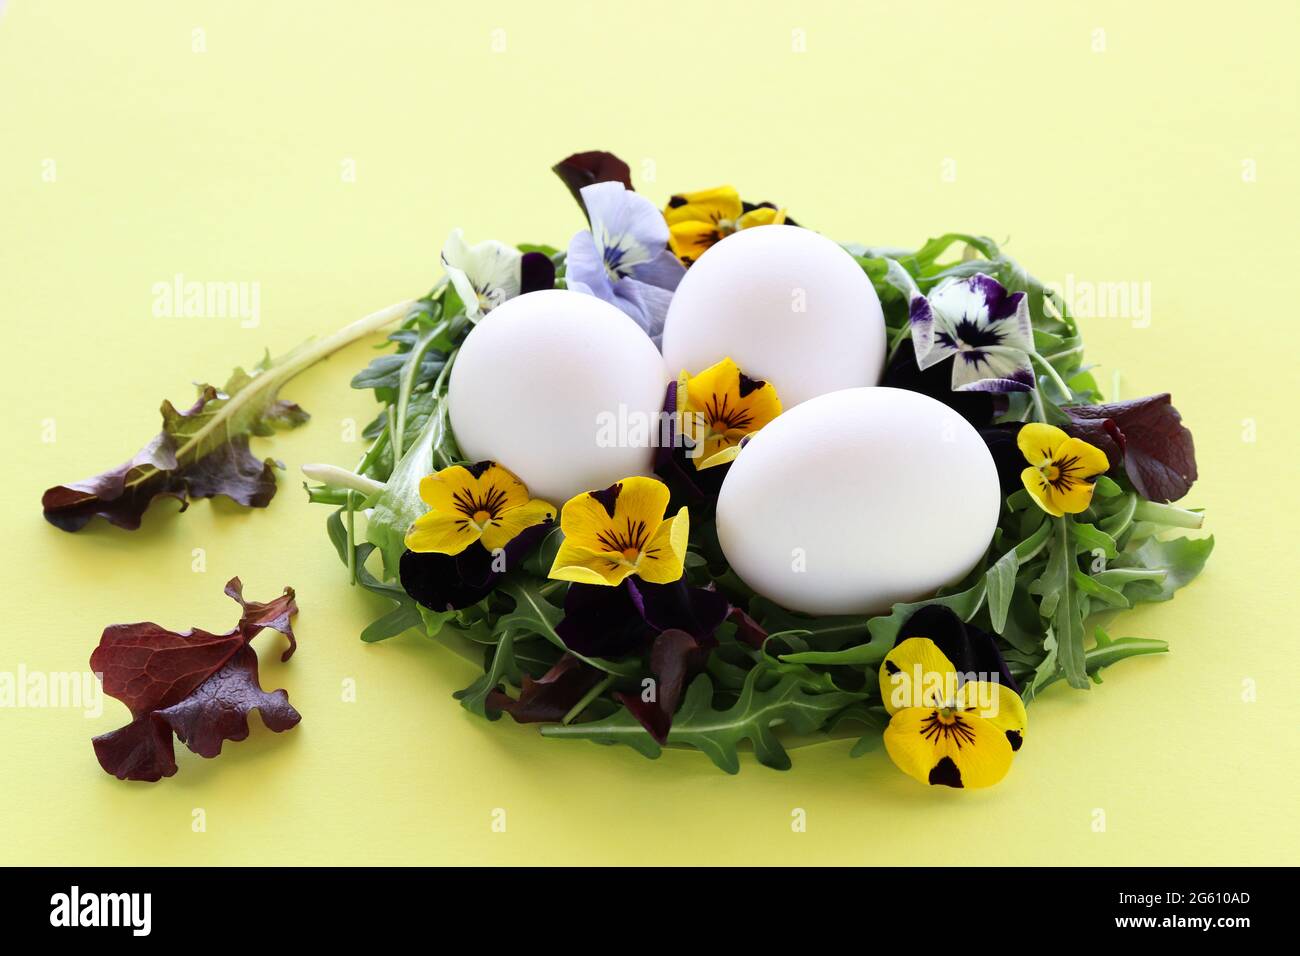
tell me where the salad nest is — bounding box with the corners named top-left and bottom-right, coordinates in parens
top-left (299, 152), bottom-right (1210, 789)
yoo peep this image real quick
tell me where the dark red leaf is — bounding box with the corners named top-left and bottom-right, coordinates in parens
top-left (91, 715), bottom-right (179, 782)
top-left (552, 150), bottom-right (633, 211)
top-left (1064, 394), bottom-right (1198, 502)
top-left (158, 645), bottom-right (300, 757)
top-left (42, 386), bottom-right (290, 532)
top-left (90, 578), bottom-right (300, 782)
top-left (489, 655), bottom-right (605, 724)
top-left (615, 628), bottom-right (709, 745)
top-left (727, 606), bottom-right (768, 649)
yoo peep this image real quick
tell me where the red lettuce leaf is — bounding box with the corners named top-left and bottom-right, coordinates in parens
top-left (614, 628), bottom-right (710, 745)
top-left (90, 578), bottom-right (300, 781)
top-left (1064, 393), bottom-right (1198, 502)
top-left (488, 655), bottom-right (605, 724)
top-left (43, 362), bottom-right (310, 533)
top-left (552, 150), bottom-right (634, 211)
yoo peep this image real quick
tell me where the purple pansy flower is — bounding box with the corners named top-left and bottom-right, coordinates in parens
top-left (886, 261), bottom-right (1036, 393)
top-left (399, 520), bottom-right (552, 612)
top-left (556, 577), bottom-right (729, 743)
top-left (555, 576), bottom-right (729, 660)
top-left (566, 181), bottom-right (685, 342)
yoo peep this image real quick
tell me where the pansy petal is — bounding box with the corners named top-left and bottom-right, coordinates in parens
top-left (929, 274), bottom-right (994, 328)
top-left (564, 229), bottom-right (614, 303)
top-left (473, 463), bottom-right (533, 513)
top-left (557, 484), bottom-right (627, 550)
top-left (608, 476), bottom-right (672, 529)
top-left (1055, 436), bottom-right (1110, 479)
top-left (636, 506), bottom-right (688, 584)
top-left (480, 500), bottom-right (555, 552)
top-left (897, 605), bottom-right (1020, 694)
top-left (1017, 423), bottom-right (1069, 467)
top-left (1048, 474), bottom-right (1097, 514)
top-left (630, 247), bottom-right (685, 292)
top-left (879, 637), bottom-right (959, 716)
top-left (400, 522), bottom-right (550, 612)
top-left (580, 181), bottom-right (668, 273)
top-left (1020, 465), bottom-right (1065, 517)
top-left (988, 289), bottom-right (1034, 351)
top-left (611, 276), bottom-right (676, 342)
top-left (946, 343), bottom-right (1034, 392)
top-left (404, 510), bottom-right (482, 556)
top-left (548, 541), bottom-right (632, 586)
top-left (663, 186), bottom-right (743, 226)
top-left (555, 581), bottom-right (652, 658)
top-left (885, 260), bottom-right (944, 367)
top-left (956, 680), bottom-right (1027, 752)
top-left (884, 707), bottom-right (1015, 789)
top-left (418, 466), bottom-right (474, 511)
top-left (519, 251), bottom-right (556, 294)
top-left (697, 444), bottom-right (741, 470)
top-left (950, 345), bottom-right (1035, 393)
top-left (628, 578), bottom-right (729, 643)
top-left (668, 220), bottom-right (725, 265)
top-left (737, 205), bottom-right (785, 228)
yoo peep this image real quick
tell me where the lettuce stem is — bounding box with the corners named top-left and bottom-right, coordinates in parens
top-left (1132, 500), bottom-right (1204, 529)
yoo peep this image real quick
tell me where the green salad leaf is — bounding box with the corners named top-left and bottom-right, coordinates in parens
top-left (541, 666), bottom-right (865, 773)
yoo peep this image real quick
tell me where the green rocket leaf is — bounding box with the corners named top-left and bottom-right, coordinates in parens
top-left (542, 667), bottom-right (864, 773)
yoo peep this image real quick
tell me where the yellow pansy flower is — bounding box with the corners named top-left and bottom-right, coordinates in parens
top-left (404, 461), bottom-right (555, 556)
top-left (548, 477), bottom-right (688, 586)
top-left (1017, 423), bottom-right (1110, 517)
top-left (676, 357), bottom-right (782, 470)
top-left (879, 637), bottom-right (1028, 789)
top-left (663, 187), bottom-right (786, 266)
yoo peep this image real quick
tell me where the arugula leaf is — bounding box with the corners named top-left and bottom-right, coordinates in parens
top-left (1024, 628), bottom-right (1168, 700)
top-left (454, 631), bottom-right (520, 719)
top-left (777, 581), bottom-right (987, 667)
top-left (986, 517), bottom-right (1051, 633)
top-left (1110, 536), bottom-right (1215, 604)
top-left (495, 577), bottom-right (642, 678)
top-left (44, 300), bottom-right (415, 532)
top-left (542, 667), bottom-right (864, 773)
top-left (1032, 517), bottom-right (1090, 689)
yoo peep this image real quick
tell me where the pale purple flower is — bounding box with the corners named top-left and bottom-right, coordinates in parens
top-left (886, 261), bottom-right (1036, 393)
top-left (566, 182), bottom-right (685, 342)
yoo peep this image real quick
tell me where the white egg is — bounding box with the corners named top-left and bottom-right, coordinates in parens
top-left (449, 289), bottom-right (668, 505)
top-left (715, 387), bottom-right (1000, 616)
top-left (661, 225), bottom-right (885, 408)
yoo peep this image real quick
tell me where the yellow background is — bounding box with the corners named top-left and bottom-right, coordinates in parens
top-left (2, 0), bottom-right (1296, 865)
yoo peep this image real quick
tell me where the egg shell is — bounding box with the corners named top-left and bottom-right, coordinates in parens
top-left (715, 387), bottom-right (1000, 616)
top-left (660, 225), bottom-right (885, 407)
top-left (448, 289), bottom-right (668, 505)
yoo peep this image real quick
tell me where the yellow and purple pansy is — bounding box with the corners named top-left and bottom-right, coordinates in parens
top-left (1017, 422), bottom-right (1110, 517)
top-left (399, 462), bottom-right (556, 612)
top-left (878, 606), bottom-right (1026, 789)
top-left (663, 186), bottom-right (786, 266)
top-left (886, 261), bottom-right (1036, 394)
top-left (548, 476), bottom-right (688, 586)
top-left (676, 357), bottom-right (783, 470)
top-left (404, 461), bottom-right (556, 557)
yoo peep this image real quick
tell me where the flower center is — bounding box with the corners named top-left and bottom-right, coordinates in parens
top-left (472, 509), bottom-right (492, 527)
top-left (620, 546), bottom-right (641, 563)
